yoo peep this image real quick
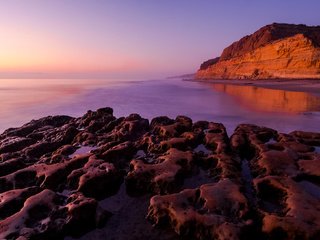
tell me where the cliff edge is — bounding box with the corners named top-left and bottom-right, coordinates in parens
top-left (196, 23), bottom-right (320, 79)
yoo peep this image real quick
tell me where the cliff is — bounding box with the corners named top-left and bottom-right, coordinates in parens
top-left (196, 23), bottom-right (320, 79)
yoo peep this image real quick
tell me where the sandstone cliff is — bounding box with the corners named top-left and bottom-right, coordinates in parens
top-left (196, 23), bottom-right (320, 79)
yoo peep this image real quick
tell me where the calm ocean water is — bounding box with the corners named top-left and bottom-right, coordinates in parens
top-left (0, 78), bottom-right (320, 134)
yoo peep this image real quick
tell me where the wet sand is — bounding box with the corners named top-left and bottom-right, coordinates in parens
top-left (189, 78), bottom-right (320, 96)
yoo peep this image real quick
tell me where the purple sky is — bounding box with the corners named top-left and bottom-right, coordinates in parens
top-left (0, 0), bottom-right (319, 79)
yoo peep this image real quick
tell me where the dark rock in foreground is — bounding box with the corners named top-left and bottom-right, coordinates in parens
top-left (0, 108), bottom-right (319, 240)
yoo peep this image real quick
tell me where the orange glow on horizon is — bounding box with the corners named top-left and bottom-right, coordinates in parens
top-left (0, 25), bottom-right (146, 74)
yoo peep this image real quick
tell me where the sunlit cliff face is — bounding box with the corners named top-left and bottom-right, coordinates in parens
top-left (211, 84), bottom-right (320, 113)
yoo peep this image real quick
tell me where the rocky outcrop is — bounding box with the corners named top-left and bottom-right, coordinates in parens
top-left (0, 108), bottom-right (319, 239)
top-left (148, 179), bottom-right (251, 239)
top-left (196, 23), bottom-right (320, 79)
top-left (199, 57), bottom-right (220, 70)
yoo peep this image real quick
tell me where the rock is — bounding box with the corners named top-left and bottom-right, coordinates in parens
top-left (220, 23), bottom-right (320, 61)
top-left (159, 137), bottom-right (190, 151)
top-left (99, 141), bottom-right (136, 167)
top-left (196, 23), bottom-right (320, 79)
top-left (230, 124), bottom-right (320, 179)
top-left (230, 124), bottom-right (320, 239)
top-left (102, 114), bottom-right (149, 142)
top-left (77, 107), bottom-right (114, 129)
top-left (64, 192), bottom-right (108, 237)
top-left (40, 154), bottom-right (91, 190)
top-left (98, 117), bottom-right (125, 135)
top-left (0, 137), bottom-right (36, 154)
top-left (53, 144), bottom-right (77, 156)
top-left (253, 147), bottom-right (299, 177)
top-left (254, 176), bottom-right (320, 239)
top-left (148, 179), bottom-right (251, 240)
top-left (151, 116), bottom-right (192, 139)
top-left (204, 122), bottom-right (229, 153)
top-left (25, 141), bottom-right (61, 158)
top-left (206, 153), bottom-right (241, 180)
top-left (290, 130), bottom-right (320, 146)
top-left (0, 189), bottom-right (107, 239)
top-left (96, 107), bottom-right (113, 115)
top-left (0, 189), bottom-right (66, 239)
top-left (230, 124), bottom-right (278, 159)
top-left (150, 116), bottom-right (175, 129)
top-left (298, 158), bottom-right (320, 177)
top-left (126, 148), bottom-right (194, 194)
top-left (73, 131), bottom-right (97, 145)
top-left (0, 157), bottom-right (26, 177)
top-left (2, 115), bottom-right (73, 138)
top-left (0, 187), bottom-right (41, 220)
top-left (199, 57), bottom-right (220, 70)
top-left (0, 108), bottom-right (319, 239)
top-left (67, 155), bottom-right (122, 200)
top-left (0, 154), bottom-right (90, 193)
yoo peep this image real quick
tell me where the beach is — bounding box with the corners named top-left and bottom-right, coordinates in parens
top-left (1, 1), bottom-right (320, 239)
top-left (1, 78), bottom-right (319, 239)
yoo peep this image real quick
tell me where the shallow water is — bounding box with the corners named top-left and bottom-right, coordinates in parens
top-left (0, 78), bottom-right (320, 134)
top-left (69, 146), bottom-right (96, 158)
top-left (298, 181), bottom-right (320, 199)
top-left (194, 144), bottom-right (212, 155)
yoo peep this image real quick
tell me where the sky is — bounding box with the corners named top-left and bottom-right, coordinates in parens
top-left (0, 0), bottom-right (319, 79)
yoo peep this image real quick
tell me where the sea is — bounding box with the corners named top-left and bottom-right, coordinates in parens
top-left (1, 78), bottom-right (320, 135)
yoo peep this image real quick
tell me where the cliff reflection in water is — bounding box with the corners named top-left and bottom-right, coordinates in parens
top-left (211, 84), bottom-right (320, 113)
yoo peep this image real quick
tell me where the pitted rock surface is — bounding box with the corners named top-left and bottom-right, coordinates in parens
top-left (0, 108), bottom-right (319, 239)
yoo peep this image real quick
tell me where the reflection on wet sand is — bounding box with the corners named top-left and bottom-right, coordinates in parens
top-left (211, 84), bottom-right (320, 113)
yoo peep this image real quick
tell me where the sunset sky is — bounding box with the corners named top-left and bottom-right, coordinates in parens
top-left (1, 0), bottom-right (319, 79)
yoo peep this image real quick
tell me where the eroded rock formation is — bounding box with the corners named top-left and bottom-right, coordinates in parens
top-left (0, 108), bottom-right (319, 239)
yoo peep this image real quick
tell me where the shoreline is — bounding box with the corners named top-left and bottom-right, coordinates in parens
top-left (1, 77), bottom-right (320, 135)
top-left (185, 78), bottom-right (320, 96)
